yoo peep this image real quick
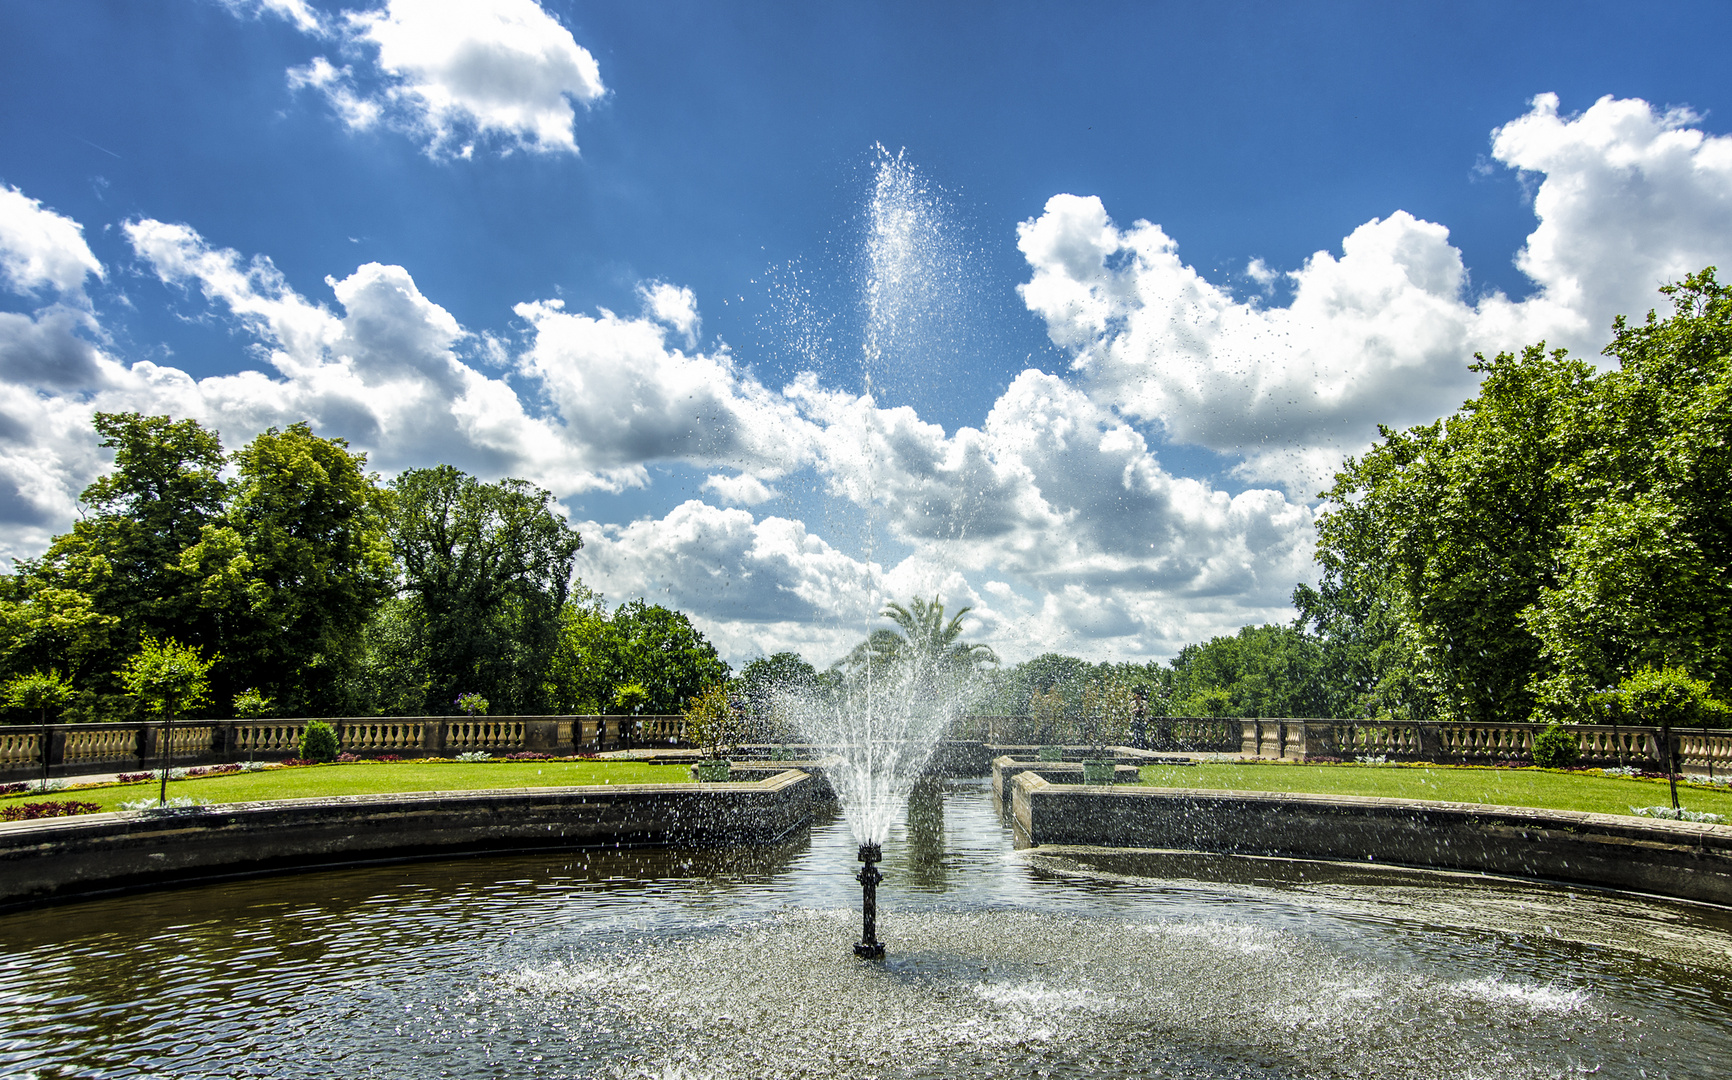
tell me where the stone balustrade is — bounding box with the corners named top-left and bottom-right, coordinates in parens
top-left (1239, 717), bottom-right (1732, 776)
top-left (0, 715), bottom-right (679, 782)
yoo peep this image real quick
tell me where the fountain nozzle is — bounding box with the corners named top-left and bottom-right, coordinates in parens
top-left (854, 842), bottom-right (885, 959)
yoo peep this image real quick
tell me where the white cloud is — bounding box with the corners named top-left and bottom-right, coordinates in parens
top-left (1018, 94), bottom-right (1732, 494)
top-left (513, 298), bottom-right (818, 480)
top-left (639, 280), bottom-right (701, 346)
top-left (702, 472), bottom-right (778, 506)
top-left (220, 0), bottom-right (325, 35)
top-left (1486, 92), bottom-right (1732, 347)
top-left (289, 0), bottom-right (606, 158)
top-left (586, 369), bottom-right (1317, 664)
top-left (0, 186), bottom-right (103, 299)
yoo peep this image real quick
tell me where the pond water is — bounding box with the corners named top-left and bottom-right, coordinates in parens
top-left (2, 779), bottom-right (1730, 1078)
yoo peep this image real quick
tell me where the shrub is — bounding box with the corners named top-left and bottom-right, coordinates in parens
top-left (1634, 806), bottom-right (1726, 824)
top-left (298, 721), bottom-right (340, 762)
top-left (454, 750), bottom-right (492, 762)
top-left (1, 800), bottom-right (102, 822)
top-left (1531, 723), bottom-right (1581, 769)
top-left (0, 782), bottom-right (26, 796)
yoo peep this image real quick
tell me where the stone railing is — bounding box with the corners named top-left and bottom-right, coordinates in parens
top-left (1239, 717), bottom-right (1732, 777)
top-left (0, 714), bottom-right (689, 782)
top-left (980, 715), bottom-right (1240, 753)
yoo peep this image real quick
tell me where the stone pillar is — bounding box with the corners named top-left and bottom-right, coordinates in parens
top-left (1258, 720), bottom-right (1284, 759)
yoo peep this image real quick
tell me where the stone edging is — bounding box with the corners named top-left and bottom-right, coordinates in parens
top-left (1008, 771), bottom-right (1732, 906)
top-left (0, 770), bottom-right (817, 911)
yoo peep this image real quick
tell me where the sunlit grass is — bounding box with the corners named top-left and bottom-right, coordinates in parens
top-left (1, 759), bottom-right (693, 814)
top-left (1137, 762), bottom-right (1732, 820)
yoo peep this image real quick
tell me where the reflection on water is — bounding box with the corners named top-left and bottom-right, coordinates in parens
top-left (1, 779), bottom-right (1729, 1078)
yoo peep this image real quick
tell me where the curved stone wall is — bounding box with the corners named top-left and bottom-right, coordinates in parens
top-left (0, 771), bottom-right (816, 911)
top-left (1009, 771), bottom-right (1732, 906)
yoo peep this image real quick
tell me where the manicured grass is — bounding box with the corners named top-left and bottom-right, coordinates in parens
top-left (1, 759), bottom-right (693, 814)
top-left (1138, 762), bottom-right (1732, 820)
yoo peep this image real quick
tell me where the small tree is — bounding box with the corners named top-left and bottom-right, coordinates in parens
top-left (3, 670), bottom-right (74, 785)
top-left (682, 682), bottom-right (740, 763)
top-left (1614, 666), bottom-right (1730, 810)
top-left (233, 687), bottom-right (273, 719)
top-left (1030, 686), bottom-right (1068, 746)
top-left (1076, 681), bottom-right (1133, 758)
top-left (454, 692), bottom-right (489, 717)
top-left (118, 636), bottom-right (215, 807)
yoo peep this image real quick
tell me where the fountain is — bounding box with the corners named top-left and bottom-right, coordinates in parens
top-left (4, 151), bottom-right (1732, 1078)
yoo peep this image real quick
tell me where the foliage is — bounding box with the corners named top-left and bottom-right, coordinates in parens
top-left (387, 466), bottom-right (584, 715)
top-left (1029, 686), bottom-right (1070, 743)
top-left (454, 692), bottom-right (489, 717)
top-left (232, 687), bottom-right (273, 719)
top-left (1075, 681), bottom-right (1132, 754)
top-left (842, 597), bottom-right (998, 685)
top-left (2, 413), bottom-right (226, 718)
top-left (682, 682), bottom-right (741, 760)
top-left (1597, 665), bottom-right (1732, 729)
top-left (548, 596), bottom-right (730, 715)
top-left (117, 636), bottom-right (215, 722)
top-left (610, 683), bottom-right (649, 714)
top-left (735, 652), bottom-right (828, 740)
top-left (2, 669), bottom-right (73, 725)
top-left (1524, 271), bottom-right (1732, 716)
top-left (1530, 723), bottom-right (1581, 769)
top-left (1309, 270), bottom-right (1732, 723)
top-left (0, 800), bottom-right (103, 822)
top-left (175, 423), bottom-right (395, 715)
top-left (297, 720), bottom-right (340, 762)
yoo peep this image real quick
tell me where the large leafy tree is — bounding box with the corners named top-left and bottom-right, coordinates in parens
top-left (388, 466), bottom-right (583, 714)
top-left (549, 597), bottom-right (731, 715)
top-left (1167, 624), bottom-right (1332, 719)
top-left (1524, 270), bottom-right (1732, 716)
top-left (1, 413), bottom-right (227, 717)
top-left (1308, 269), bottom-right (1732, 723)
top-left (176, 423), bottom-right (395, 714)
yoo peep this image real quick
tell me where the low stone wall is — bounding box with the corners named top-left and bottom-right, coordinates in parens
top-left (1008, 771), bottom-right (1732, 906)
top-left (0, 770), bottom-right (817, 911)
top-left (988, 755), bottom-right (1148, 801)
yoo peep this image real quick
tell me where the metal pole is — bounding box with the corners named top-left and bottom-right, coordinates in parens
top-left (158, 710), bottom-right (172, 808)
top-left (854, 841), bottom-right (885, 959)
top-left (1664, 717), bottom-right (1679, 812)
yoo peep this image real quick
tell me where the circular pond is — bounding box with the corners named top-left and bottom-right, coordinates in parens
top-left (2, 779), bottom-right (1729, 1078)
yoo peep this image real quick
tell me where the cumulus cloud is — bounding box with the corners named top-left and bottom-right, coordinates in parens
top-left (219, 0), bottom-right (325, 35)
top-left (1019, 93), bottom-right (1732, 493)
top-left (513, 298), bottom-right (817, 480)
top-left (702, 473), bottom-right (778, 506)
top-left (1486, 92), bottom-right (1732, 347)
top-left (639, 280), bottom-right (701, 346)
top-left (575, 369), bottom-right (1316, 663)
top-left (0, 185), bottom-right (103, 299)
top-left (287, 0), bottom-right (606, 158)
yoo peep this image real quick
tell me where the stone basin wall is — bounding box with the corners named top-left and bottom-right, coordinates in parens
top-left (0, 770), bottom-right (818, 911)
top-left (1009, 770), bottom-right (1732, 906)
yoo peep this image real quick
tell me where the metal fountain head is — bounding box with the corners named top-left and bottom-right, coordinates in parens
top-left (854, 841), bottom-right (885, 959)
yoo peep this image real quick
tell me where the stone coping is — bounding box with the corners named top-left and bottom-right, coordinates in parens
top-left (989, 755), bottom-right (1145, 801)
top-left (1008, 771), bottom-right (1732, 906)
top-left (0, 770), bottom-right (817, 912)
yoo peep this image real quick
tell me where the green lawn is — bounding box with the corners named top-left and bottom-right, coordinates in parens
top-left (2, 759), bottom-right (693, 814)
top-left (1138, 762), bottom-right (1732, 820)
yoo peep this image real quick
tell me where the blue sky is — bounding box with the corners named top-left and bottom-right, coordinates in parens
top-left (3, 0), bottom-right (1731, 666)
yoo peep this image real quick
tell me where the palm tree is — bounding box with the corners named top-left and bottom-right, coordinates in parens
top-left (844, 596), bottom-right (997, 683)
